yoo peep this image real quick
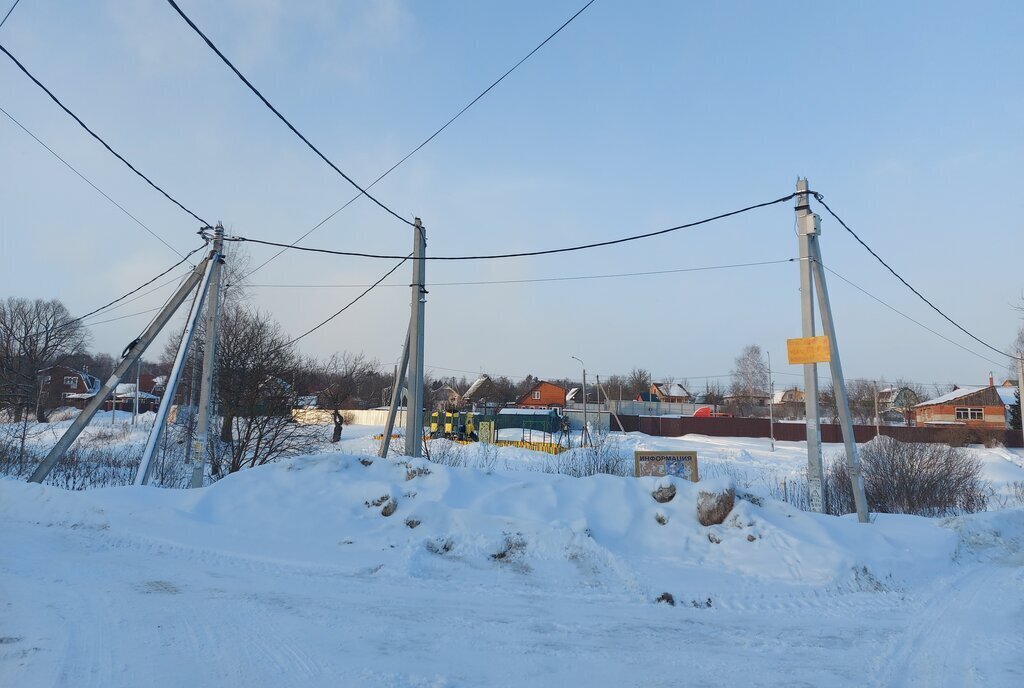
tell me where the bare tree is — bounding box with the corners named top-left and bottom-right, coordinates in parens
top-left (1009, 321), bottom-right (1024, 380)
top-left (627, 367), bottom-right (652, 398)
top-left (212, 305), bottom-right (318, 474)
top-left (313, 352), bottom-right (380, 442)
top-left (0, 297), bottom-right (90, 422)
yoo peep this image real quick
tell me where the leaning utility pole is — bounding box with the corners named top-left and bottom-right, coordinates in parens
top-left (795, 179), bottom-right (824, 512)
top-left (379, 329), bottom-right (410, 458)
top-left (597, 375), bottom-right (625, 433)
top-left (808, 236), bottom-right (869, 522)
top-left (190, 223), bottom-right (225, 488)
top-left (28, 242), bottom-right (216, 484)
top-left (135, 249), bottom-right (220, 486)
top-left (405, 219), bottom-right (427, 457)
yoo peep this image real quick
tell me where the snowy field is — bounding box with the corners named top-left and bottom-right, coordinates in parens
top-left (2, 421), bottom-right (1024, 686)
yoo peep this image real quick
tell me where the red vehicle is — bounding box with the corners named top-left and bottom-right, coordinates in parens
top-left (692, 406), bottom-right (732, 418)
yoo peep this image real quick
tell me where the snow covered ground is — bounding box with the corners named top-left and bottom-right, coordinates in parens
top-left (2, 424), bottom-right (1024, 686)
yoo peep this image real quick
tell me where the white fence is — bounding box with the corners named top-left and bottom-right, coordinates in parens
top-left (566, 400), bottom-right (708, 417)
top-left (293, 408), bottom-right (408, 427)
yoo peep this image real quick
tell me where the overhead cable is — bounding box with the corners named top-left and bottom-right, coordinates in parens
top-left (163, 0), bottom-right (413, 228)
top-left (241, 0), bottom-right (598, 280)
top-left (812, 193), bottom-right (1012, 360)
top-left (238, 258), bottom-right (794, 289)
top-left (0, 43), bottom-right (209, 226)
top-left (29, 243), bottom-right (208, 338)
top-left (232, 193), bottom-right (798, 261)
top-left (0, 0), bottom-right (22, 30)
top-left (818, 260), bottom-right (1007, 368)
top-left (0, 104), bottom-right (187, 260)
top-left (275, 256), bottom-right (412, 351)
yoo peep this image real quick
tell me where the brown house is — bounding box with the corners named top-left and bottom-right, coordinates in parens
top-left (38, 365), bottom-right (101, 410)
top-left (912, 385), bottom-right (1014, 429)
top-left (517, 380), bottom-right (568, 408)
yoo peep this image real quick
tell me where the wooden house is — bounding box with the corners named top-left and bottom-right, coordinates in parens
top-left (517, 380), bottom-right (568, 409)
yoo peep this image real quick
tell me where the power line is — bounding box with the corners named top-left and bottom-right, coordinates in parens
top-left (276, 256), bottom-right (411, 351)
top-left (231, 193), bottom-right (798, 261)
top-left (85, 270), bottom-right (194, 318)
top-left (163, 0), bottom-right (412, 229)
top-left (238, 258), bottom-right (794, 289)
top-left (84, 306), bottom-right (163, 328)
top-left (818, 260), bottom-right (1007, 368)
top-left (241, 0), bottom-right (598, 280)
top-left (812, 193), bottom-right (1012, 360)
top-left (28, 244), bottom-right (207, 338)
top-left (0, 43), bottom-right (209, 226)
top-left (0, 0), bottom-right (22, 30)
top-left (0, 103), bottom-right (187, 260)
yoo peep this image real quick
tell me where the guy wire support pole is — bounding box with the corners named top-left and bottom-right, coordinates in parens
top-left (808, 209), bottom-right (871, 523)
top-left (190, 222), bottom-right (225, 488)
top-left (135, 245), bottom-right (220, 486)
top-left (404, 218), bottom-right (427, 458)
top-left (795, 178), bottom-right (825, 513)
top-left (379, 325), bottom-right (411, 458)
top-left (597, 375), bottom-right (625, 433)
top-left (28, 254), bottom-right (212, 484)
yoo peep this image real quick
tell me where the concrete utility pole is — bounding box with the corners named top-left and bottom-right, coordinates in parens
top-left (767, 350), bottom-right (775, 452)
top-left (795, 179), bottom-right (824, 512)
top-left (405, 219), bottom-right (427, 458)
top-left (29, 254), bottom-right (213, 484)
top-left (597, 375), bottom-right (625, 433)
top-left (136, 252), bottom-right (220, 486)
top-left (132, 359), bottom-right (140, 425)
top-left (190, 223), bottom-right (225, 488)
top-left (1016, 352), bottom-right (1024, 448)
top-left (573, 356), bottom-right (588, 447)
top-left (874, 381), bottom-right (880, 438)
top-left (808, 237), bottom-right (870, 523)
top-left (380, 331), bottom-right (410, 458)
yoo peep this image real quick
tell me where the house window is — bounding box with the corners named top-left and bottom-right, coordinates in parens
top-left (532, 391), bottom-right (541, 400)
top-left (955, 407), bottom-right (983, 421)
top-left (63, 376), bottom-right (77, 387)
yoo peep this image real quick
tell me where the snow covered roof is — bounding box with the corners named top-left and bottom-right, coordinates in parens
top-left (915, 385), bottom-right (1015, 407)
top-left (462, 375), bottom-right (492, 401)
top-left (772, 390), bottom-right (786, 404)
top-left (498, 408), bottom-right (558, 415)
top-left (653, 383), bottom-right (690, 398)
top-left (565, 387), bottom-right (579, 403)
top-left (114, 390), bottom-right (159, 400)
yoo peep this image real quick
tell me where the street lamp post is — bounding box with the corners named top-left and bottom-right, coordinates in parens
top-left (572, 356), bottom-right (589, 447)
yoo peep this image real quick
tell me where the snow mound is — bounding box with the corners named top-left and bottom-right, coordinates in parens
top-left (0, 451), bottom-right (971, 605)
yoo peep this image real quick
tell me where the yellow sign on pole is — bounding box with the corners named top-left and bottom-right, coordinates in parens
top-left (787, 336), bottom-right (831, 364)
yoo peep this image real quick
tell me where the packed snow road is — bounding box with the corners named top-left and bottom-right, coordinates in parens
top-left (1, 452), bottom-right (1022, 687)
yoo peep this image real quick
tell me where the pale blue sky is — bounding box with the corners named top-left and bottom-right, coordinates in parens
top-left (1, 0), bottom-right (1021, 388)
